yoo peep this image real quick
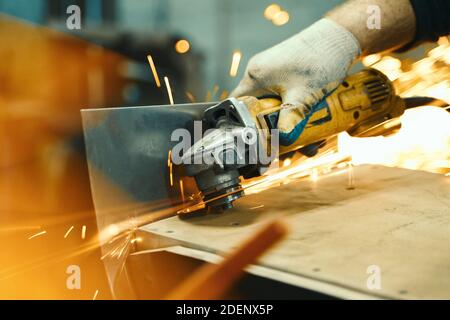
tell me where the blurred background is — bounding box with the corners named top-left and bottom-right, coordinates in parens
top-left (0, 0), bottom-right (343, 95)
top-left (0, 0), bottom-right (448, 299)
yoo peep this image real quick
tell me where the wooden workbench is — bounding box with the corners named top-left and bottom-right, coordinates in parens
top-left (137, 165), bottom-right (450, 299)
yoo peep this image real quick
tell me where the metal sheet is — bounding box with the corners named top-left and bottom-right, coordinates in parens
top-left (138, 165), bottom-right (450, 299)
top-left (81, 103), bottom-right (214, 293)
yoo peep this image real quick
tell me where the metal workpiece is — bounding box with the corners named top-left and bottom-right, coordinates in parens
top-left (81, 102), bottom-right (215, 289)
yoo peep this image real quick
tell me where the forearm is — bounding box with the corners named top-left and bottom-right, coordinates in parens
top-left (327, 0), bottom-right (416, 55)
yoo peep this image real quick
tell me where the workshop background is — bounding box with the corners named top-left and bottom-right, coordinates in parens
top-left (0, 0), bottom-right (449, 299)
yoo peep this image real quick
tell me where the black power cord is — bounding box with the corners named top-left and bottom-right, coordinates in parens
top-left (403, 96), bottom-right (449, 111)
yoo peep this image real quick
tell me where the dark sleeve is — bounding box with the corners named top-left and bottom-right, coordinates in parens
top-left (408, 0), bottom-right (450, 45)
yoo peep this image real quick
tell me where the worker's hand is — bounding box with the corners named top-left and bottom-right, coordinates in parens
top-left (231, 19), bottom-right (361, 146)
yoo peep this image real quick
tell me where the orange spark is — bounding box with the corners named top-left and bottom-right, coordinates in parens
top-left (92, 289), bottom-right (99, 300)
top-left (230, 51), bottom-right (242, 77)
top-left (168, 150), bottom-right (172, 167)
top-left (362, 54), bottom-right (382, 67)
top-left (212, 85), bottom-right (220, 98)
top-left (109, 246), bottom-right (120, 258)
top-left (186, 91), bottom-right (196, 102)
top-left (169, 162), bottom-right (174, 187)
top-left (220, 90), bottom-right (229, 100)
top-left (180, 180), bottom-right (185, 203)
top-left (81, 225), bottom-right (87, 239)
top-left (28, 230), bottom-right (46, 240)
top-left (130, 237), bottom-right (142, 244)
top-left (64, 226), bottom-right (74, 239)
top-left (146, 55), bottom-right (161, 87)
top-left (164, 76), bottom-right (175, 105)
top-left (100, 251), bottom-right (110, 260)
top-left (283, 158), bottom-right (292, 167)
top-left (116, 239), bottom-right (129, 259)
top-left (205, 90), bottom-right (212, 102)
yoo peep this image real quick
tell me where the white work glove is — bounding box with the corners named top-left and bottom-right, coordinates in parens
top-left (231, 18), bottom-right (361, 146)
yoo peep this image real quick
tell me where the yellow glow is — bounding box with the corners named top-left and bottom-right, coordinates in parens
top-left (175, 39), bottom-right (190, 54)
top-left (337, 107), bottom-right (450, 173)
top-left (230, 51), bottom-right (242, 77)
top-left (371, 56), bottom-right (402, 80)
top-left (106, 224), bottom-right (120, 237)
top-left (428, 43), bottom-right (450, 65)
top-left (438, 36), bottom-right (449, 46)
top-left (283, 158), bottom-right (291, 167)
top-left (130, 237), bottom-right (142, 244)
top-left (362, 54), bottom-right (381, 66)
top-left (146, 54), bottom-right (161, 87)
top-left (310, 168), bottom-right (319, 182)
top-left (354, 41), bottom-right (450, 174)
top-left (272, 11), bottom-right (289, 26)
top-left (92, 289), bottom-right (99, 300)
top-left (264, 4), bottom-right (281, 20)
